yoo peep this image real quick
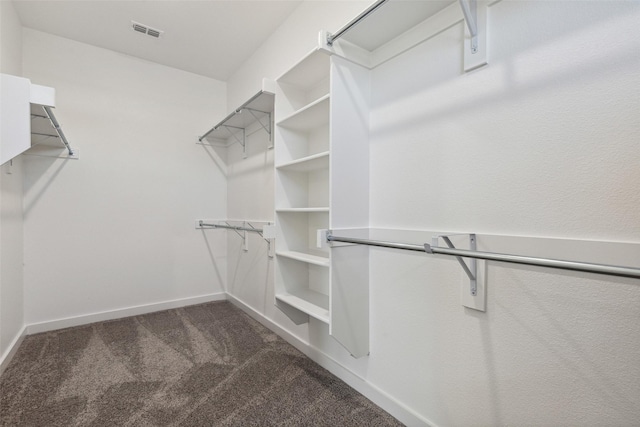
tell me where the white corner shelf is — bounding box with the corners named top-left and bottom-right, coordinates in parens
top-left (277, 49), bottom-right (331, 91)
top-left (276, 94), bottom-right (330, 131)
top-left (198, 87), bottom-right (274, 159)
top-left (275, 207), bottom-right (330, 213)
top-left (275, 291), bottom-right (330, 324)
top-left (276, 250), bottom-right (330, 267)
top-left (274, 47), bottom-right (370, 358)
top-left (1, 74), bottom-right (75, 165)
top-left (276, 151), bottom-right (329, 172)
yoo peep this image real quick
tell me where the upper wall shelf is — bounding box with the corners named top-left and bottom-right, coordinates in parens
top-left (198, 83), bottom-right (275, 158)
top-left (1, 73), bottom-right (76, 165)
top-left (29, 104), bottom-right (75, 157)
top-left (332, 0), bottom-right (455, 51)
top-left (322, 0), bottom-right (487, 72)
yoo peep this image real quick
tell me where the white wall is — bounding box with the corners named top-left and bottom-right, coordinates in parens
top-left (21, 29), bottom-right (229, 326)
top-left (0, 0), bottom-right (25, 369)
top-left (366, 2), bottom-right (640, 425)
top-left (226, 0), bottom-right (369, 110)
top-left (226, 1), bottom-right (640, 426)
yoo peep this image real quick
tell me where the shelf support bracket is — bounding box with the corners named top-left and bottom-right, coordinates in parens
top-left (459, 0), bottom-right (478, 54)
top-left (246, 222), bottom-right (274, 258)
top-left (223, 125), bottom-right (247, 159)
top-left (459, 0), bottom-right (488, 72)
top-left (244, 108), bottom-right (273, 149)
top-left (427, 233), bottom-right (477, 296)
top-left (229, 222), bottom-right (248, 252)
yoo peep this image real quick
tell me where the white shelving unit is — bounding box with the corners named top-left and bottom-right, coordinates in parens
top-left (274, 48), bottom-right (371, 358)
top-left (198, 81), bottom-right (275, 160)
top-left (1, 74), bottom-right (76, 165)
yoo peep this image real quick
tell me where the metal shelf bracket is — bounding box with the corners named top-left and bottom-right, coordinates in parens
top-left (459, 0), bottom-right (488, 72)
top-left (222, 125), bottom-right (247, 159)
top-left (244, 107), bottom-right (273, 148)
top-left (426, 233), bottom-right (478, 296)
top-left (459, 0), bottom-right (478, 54)
top-left (198, 220), bottom-right (274, 258)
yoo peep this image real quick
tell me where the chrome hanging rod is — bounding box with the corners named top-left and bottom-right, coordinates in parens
top-left (199, 221), bottom-right (264, 234)
top-left (199, 90), bottom-right (267, 142)
top-left (326, 0), bottom-right (389, 46)
top-left (43, 106), bottom-right (74, 156)
top-left (326, 234), bottom-right (640, 280)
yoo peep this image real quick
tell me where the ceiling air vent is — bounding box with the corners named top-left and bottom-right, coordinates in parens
top-left (131, 21), bottom-right (163, 38)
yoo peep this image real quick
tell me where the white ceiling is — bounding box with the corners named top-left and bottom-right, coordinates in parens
top-left (12, 0), bottom-right (304, 81)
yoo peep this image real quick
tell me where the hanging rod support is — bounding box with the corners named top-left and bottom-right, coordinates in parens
top-left (222, 125), bottom-right (247, 158)
top-left (429, 234), bottom-right (477, 296)
top-left (198, 90), bottom-right (269, 142)
top-left (459, 0), bottom-right (478, 54)
top-left (326, 232), bottom-right (640, 280)
top-left (326, 0), bottom-right (389, 46)
top-left (43, 106), bottom-right (74, 156)
top-left (199, 221), bottom-right (265, 234)
top-left (244, 108), bottom-right (272, 144)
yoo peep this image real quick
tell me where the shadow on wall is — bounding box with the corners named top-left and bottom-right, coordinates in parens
top-left (471, 263), bottom-right (640, 424)
top-left (199, 229), bottom-right (226, 292)
top-left (370, 2), bottom-right (640, 138)
top-left (22, 155), bottom-right (72, 216)
top-left (197, 143), bottom-right (228, 177)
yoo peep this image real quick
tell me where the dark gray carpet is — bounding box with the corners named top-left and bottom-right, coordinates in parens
top-left (0, 301), bottom-right (403, 426)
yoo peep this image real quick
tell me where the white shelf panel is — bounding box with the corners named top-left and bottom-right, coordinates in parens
top-left (276, 151), bottom-right (329, 172)
top-left (276, 207), bottom-right (330, 213)
top-left (200, 90), bottom-right (274, 144)
top-left (276, 290), bottom-right (330, 324)
top-left (277, 95), bottom-right (329, 131)
top-left (276, 251), bottom-right (330, 267)
top-left (278, 49), bottom-right (330, 90)
top-left (339, 1), bottom-right (454, 52)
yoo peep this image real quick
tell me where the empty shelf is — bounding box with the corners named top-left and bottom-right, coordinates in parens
top-left (277, 95), bottom-right (329, 131)
top-left (276, 207), bottom-right (330, 213)
top-left (276, 250), bottom-right (330, 267)
top-left (276, 290), bottom-right (330, 324)
top-left (276, 151), bottom-right (330, 172)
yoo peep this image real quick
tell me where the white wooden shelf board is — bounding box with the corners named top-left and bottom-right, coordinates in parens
top-left (276, 95), bottom-right (329, 131)
top-left (276, 207), bottom-right (330, 213)
top-left (275, 290), bottom-right (330, 324)
top-left (276, 151), bottom-right (329, 172)
top-left (278, 50), bottom-right (330, 90)
top-left (339, 1), bottom-right (455, 52)
top-left (276, 251), bottom-right (330, 267)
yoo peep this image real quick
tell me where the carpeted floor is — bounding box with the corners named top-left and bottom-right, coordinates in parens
top-left (0, 301), bottom-right (403, 426)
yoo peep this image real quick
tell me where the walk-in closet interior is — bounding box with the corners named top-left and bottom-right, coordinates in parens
top-left (1, 0), bottom-right (639, 425)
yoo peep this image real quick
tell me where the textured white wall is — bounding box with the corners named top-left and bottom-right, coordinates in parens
top-left (21, 30), bottom-right (229, 325)
top-left (226, 1), bottom-right (640, 426)
top-left (367, 1), bottom-right (640, 425)
top-left (0, 0), bottom-right (25, 365)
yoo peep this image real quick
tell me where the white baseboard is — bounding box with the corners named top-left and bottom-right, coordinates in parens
top-left (26, 292), bottom-right (227, 335)
top-left (226, 294), bottom-right (435, 427)
top-left (0, 325), bottom-right (27, 376)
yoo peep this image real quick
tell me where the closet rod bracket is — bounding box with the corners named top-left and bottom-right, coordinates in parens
top-left (458, 0), bottom-right (478, 54)
top-left (426, 233), bottom-right (477, 296)
top-left (244, 107), bottom-right (273, 147)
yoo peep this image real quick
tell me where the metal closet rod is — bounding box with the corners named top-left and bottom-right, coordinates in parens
top-left (326, 0), bottom-right (389, 46)
top-left (325, 234), bottom-right (640, 280)
top-left (199, 221), bottom-right (264, 233)
top-left (43, 106), bottom-right (74, 156)
top-left (199, 90), bottom-right (267, 142)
